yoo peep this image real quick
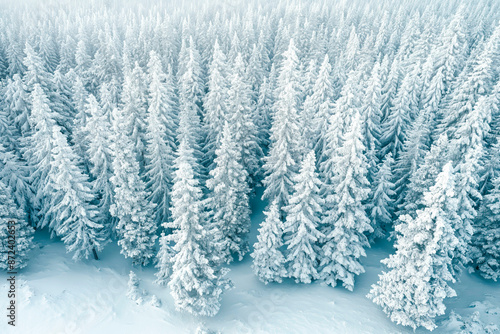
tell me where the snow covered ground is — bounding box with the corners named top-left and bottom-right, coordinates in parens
top-left (2, 189), bottom-right (499, 334)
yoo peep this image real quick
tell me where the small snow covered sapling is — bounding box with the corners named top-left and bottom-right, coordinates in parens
top-left (150, 295), bottom-right (161, 308)
top-left (127, 271), bottom-right (145, 305)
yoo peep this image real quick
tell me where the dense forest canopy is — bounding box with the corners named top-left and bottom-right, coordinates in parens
top-left (0, 0), bottom-right (499, 330)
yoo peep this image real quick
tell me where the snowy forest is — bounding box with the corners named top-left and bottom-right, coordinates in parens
top-left (1, 0), bottom-right (500, 332)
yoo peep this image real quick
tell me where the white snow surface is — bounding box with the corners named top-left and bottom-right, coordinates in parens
top-left (2, 188), bottom-right (500, 334)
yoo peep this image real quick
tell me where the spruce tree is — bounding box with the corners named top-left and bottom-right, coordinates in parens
top-left (251, 199), bottom-right (287, 284)
top-left (47, 125), bottom-right (106, 261)
top-left (167, 137), bottom-right (230, 317)
top-left (369, 153), bottom-right (396, 240)
top-left (0, 143), bottom-right (32, 221)
top-left (205, 122), bottom-right (251, 263)
top-left (84, 94), bottom-right (115, 236)
top-left (380, 66), bottom-right (418, 160)
top-left (361, 62), bottom-right (383, 182)
top-left (23, 84), bottom-right (59, 229)
top-left (302, 54), bottom-right (334, 156)
top-left (319, 112), bottom-right (372, 290)
top-left (368, 163), bottom-right (460, 331)
top-left (227, 53), bottom-right (263, 181)
top-left (284, 150), bottom-right (323, 284)
top-left (400, 133), bottom-right (450, 216)
top-left (472, 172), bottom-right (500, 280)
top-left (145, 51), bottom-right (177, 227)
top-left (4, 74), bottom-right (30, 136)
top-left (0, 180), bottom-right (34, 271)
top-left (203, 39), bottom-right (229, 168)
top-left (121, 62), bottom-right (148, 170)
top-left (262, 39), bottom-right (304, 214)
top-left (110, 107), bottom-right (157, 266)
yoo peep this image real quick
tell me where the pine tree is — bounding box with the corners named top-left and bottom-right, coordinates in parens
top-left (0, 143), bottom-right (32, 220)
top-left (380, 57), bottom-right (401, 121)
top-left (75, 39), bottom-right (92, 90)
top-left (319, 112), bottom-right (372, 290)
top-left (262, 39), bottom-right (304, 214)
top-left (52, 69), bottom-right (75, 133)
top-left (177, 38), bottom-right (205, 173)
top-left (110, 107), bottom-right (157, 266)
top-left (380, 65), bottom-right (418, 160)
top-left (472, 172), bottom-right (500, 280)
top-left (254, 76), bottom-right (273, 152)
top-left (302, 54), bottom-right (334, 156)
top-left (178, 36), bottom-right (205, 121)
top-left (121, 62), bottom-right (148, 170)
top-left (47, 125), bottom-right (106, 261)
top-left (436, 13), bottom-right (468, 90)
top-left (70, 73), bottom-right (90, 172)
top-left (0, 180), bottom-right (34, 271)
top-left (392, 110), bottom-right (432, 207)
top-left (227, 53), bottom-right (262, 181)
top-left (369, 153), bottom-right (396, 240)
top-left (361, 62), bottom-right (383, 182)
top-left (23, 84), bottom-right (59, 229)
top-left (155, 232), bottom-right (175, 285)
top-left (368, 163), bottom-right (460, 331)
top-left (145, 51), bottom-right (177, 227)
top-left (206, 122), bottom-right (251, 263)
top-left (401, 133), bottom-right (451, 216)
top-left (4, 74), bottom-right (30, 136)
top-left (84, 94), bottom-right (115, 236)
top-left (283, 150), bottom-right (324, 284)
top-left (23, 42), bottom-right (53, 95)
top-left (251, 199), bottom-right (286, 284)
top-left (6, 34), bottom-right (25, 77)
top-left (203, 39), bottom-right (229, 168)
top-left (450, 93), bottom-right (494, 272)
top-left (167, 136), bottom-right (230, 317)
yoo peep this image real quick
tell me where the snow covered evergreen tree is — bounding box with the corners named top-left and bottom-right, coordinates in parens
top-left (0, 142), bottom-right (33, 222)
top-left (262, 39), bottom-right (304, 214)
top-left (302, 54), bottom-right (334, 155)
top-left (127, 271), bottom-right (144, 305)
top-left (400, 133), bottom-right (451, 217)
top-left (203, 40), bottom-right (229, 168)
top-left (4, 74), bottom-right (30, 136)
top-left (283, 150), bottom-right (323, 284)
top-left (145, 51), bottom-right (177, 227)
top-left (380, 64), bottom-right (418, 160)
top-left (368, 163), bottom-right (460, 331)
top-left (319, 111), bottom-right (372, 290)
top-left (392, 110), bottom-right (432, 207)
top-left (251, 199), bottom-right (287, 284)
top-left (205, 122), bottom-right (251, 263)
top-left (24, 84), bottom-right (59, 228)
top-left (84, 94), bottom-right (115, 236)
top-left (167, 136), bottom-right (230, 317)
top-left (361, 62), bottom-right (383, 181)
top-left (0, 180), bottom-right (34, 270)
top-left (472, 170), bottom-right (500, 281)
top-left (110, 107), bottom-right (157, 266)
top-left (120, 62), bottom-right (148, 171)
top-left (369, 153), bottom-right (396, 240)
top-left (47, 125), bottom-right (106, 261)
top-left (227, 53), bottom-right (262, 182)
